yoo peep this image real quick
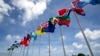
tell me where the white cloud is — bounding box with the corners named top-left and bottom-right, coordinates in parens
top-left (6, 35), bottom-right (12, 40)
top-left (12, 0), bottom-right (51, 26)
top-left (72, 42), bottom-right (83, 49)
top-left (0, 0), bottom-right (12, 23)
top-left (75, 28), bottom-right (100, 40)
top-left (5, 34), bottom-right (21, 41)
top-left (0, 15), bottom-right (3, 23)
top-left (0, 0), bottom-right (12, 15)
top-left (93, 43), bottom-right (100, 48)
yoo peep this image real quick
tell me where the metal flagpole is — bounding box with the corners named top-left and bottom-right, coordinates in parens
top-left (25, 46), bottom-right (29, 56)
top-left (19, 46), bottom-right (23, 56)
top-left (22, 46), bottom-right (25, 56)
top-left (32, 41), bottom-right (35, 56)
top-left (48, 33), bottom-right (51, 56)
top-left (9, 50), bottom-right (13, 56)
top-left (7, 50), bottom-right (11, 56)
top-left (38, 36), bottom-right (41, 56)
top-left (26, 40), bottom-right (31, 56)
top-left (73, 11), bottom-right (94, 56)
top-left (71, 3), bottom-right (94, 56)
top-left (59, 25), bottom-right (66, 56)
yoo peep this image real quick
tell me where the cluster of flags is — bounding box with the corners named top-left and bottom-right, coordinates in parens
top-left (7, 0), bottom-right (99, 52)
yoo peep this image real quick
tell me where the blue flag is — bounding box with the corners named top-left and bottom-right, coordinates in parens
top-left (30, 32), bottom-right (37, 41)
top-left (42, 21), bottom-right (55, 33)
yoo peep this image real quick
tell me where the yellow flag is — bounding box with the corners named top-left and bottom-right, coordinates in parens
top-left (36, 26), bottom-right (45, 35)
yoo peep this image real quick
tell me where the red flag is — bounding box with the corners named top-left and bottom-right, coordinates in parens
top-left (20, 36), bottom-right (31, 47)
top-left (71, 8), bottom-right (85, 16)
top-left (58, 8), bottom-right (67, 16)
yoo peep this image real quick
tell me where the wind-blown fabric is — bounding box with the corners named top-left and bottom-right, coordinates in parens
top-left (20, 35), bottom-right (31, 47)
top-left (42, 21), bottom-right (55, 33)
top-left (54, 10), bottom-right (71, 27)
top-left (72, 0), bottom-right (100, 8)
top-left (55, 16), bottom-right (70, 27)
top-left (90, 0), bottom-right (100, 5)
top-left (7, 41), bottom-right (20, 51)
top-left (71, 8), bottom-right (85, 16)
top-left (49, 17), bottom-right (57, 25)
top-left (31, 32), bottom-right (37, 41)
top-left (36, 25), bottom-right (45, 35)
top-left (58, 8), bottom-right (68, 16)
top-left (72, 0), bottom-right (88, 8)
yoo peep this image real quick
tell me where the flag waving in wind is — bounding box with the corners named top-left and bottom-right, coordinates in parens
top-left (55, 9), bottom-right (71, 27)
top-left (31, 32), bottom-right (37, 41)
top-left (36, 24), bottom-right (45, 35)
top-left (42, 21), bottom-right (56, 33)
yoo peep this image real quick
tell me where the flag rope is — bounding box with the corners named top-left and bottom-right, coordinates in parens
top-left (59, 25), bottom-right (66, 56)
top-left (48, 33), bottom-right (51, 56)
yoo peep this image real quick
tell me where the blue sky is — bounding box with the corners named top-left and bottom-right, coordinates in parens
top-left (0, 0), bottom-right (100, 56)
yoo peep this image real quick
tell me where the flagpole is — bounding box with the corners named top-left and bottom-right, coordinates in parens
top-left (7, 50), bottom-right (11, 56)
top-left (26, 45), bottom-right (30, 56)
top-left (74, 12), bottom-right (94, 56)
top-left (32, 41), bottom-right (35, 56)
top-left (19, 46), bottom-right (23, 56)
top-left (48, 33), bottom-right (51, 56)
top-left (71, 3), bottom-right (94, 56)
top-left (26, 40), bottom-right (31, 56)
top-left (9, 50), bottom-right (13, 56)
top-left (22, 46), bottom-right (25, 56)
top-left (59, 26), bottom-right (66, 56)
top-left (39, 36), bottom-right (41, 56)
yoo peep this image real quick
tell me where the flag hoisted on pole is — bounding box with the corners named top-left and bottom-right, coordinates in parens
top-left (71, 2), bottom-right (94, 56)
top-left (59, 26), bottom-right (66, 56)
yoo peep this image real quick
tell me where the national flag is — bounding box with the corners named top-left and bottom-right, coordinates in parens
top-left (90, 0), bottom-right (100, 5)
top-left (49, 17), bottom-right (57, 25)
top-left (42, 21), bottom-right (55, 33)
top-left (31, 32), bottom-right (37, 41)
top-left (72, 0), bottom-right (88, 8)
top-left (13, 41), bottom-right (20, 48)
top-left (58, 8), bottom-right (68, 16)
top-left (36, 25), bottom-right (45, 35)
top-left (20, 36), bottom-right (31, 47)
top-left (55, 15), bottom-right (70, 27)
top-left (71, 8), bottom-right (85, 16)
top-left (55, 10), bottom-right (71, 27)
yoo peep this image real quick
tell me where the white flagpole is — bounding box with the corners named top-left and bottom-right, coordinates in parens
top-left (71, 3), bottom-right (94, 56)
top-left (32, 40), bottom-right (35, 56)
top-left (48, 33), bottom-right (51, 56)
top-left (38, 36), bottom-right (41, 56)
top-left (59, 25), bottom-right (66, 56)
